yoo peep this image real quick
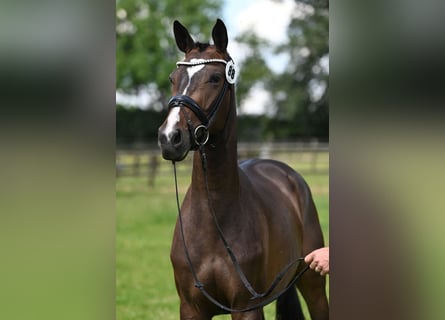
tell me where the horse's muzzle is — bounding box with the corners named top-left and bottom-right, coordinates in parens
top-left (158, 127), bottom-right (191, 161)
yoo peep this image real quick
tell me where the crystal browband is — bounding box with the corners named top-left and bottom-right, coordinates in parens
top-left (176, 59), bottom-right (228, 67)
top-left (176, 59), bottom-right (236, 85)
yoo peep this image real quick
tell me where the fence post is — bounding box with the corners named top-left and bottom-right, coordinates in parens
top-left (134, 153), bottom-right (140, 176)
top-left (310, 139), bottom-right (319, 173)
top-left (148, 154), bottom-right (159, 187)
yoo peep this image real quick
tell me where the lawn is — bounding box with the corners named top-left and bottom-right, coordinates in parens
top-left (116, 155), bottom-right (329, 319)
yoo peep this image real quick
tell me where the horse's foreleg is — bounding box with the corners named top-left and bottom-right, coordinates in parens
top-left (179, 301), bottom-right (212, 320)
top-left (231, 308), bottom-right (265, 320)
top-left (297, 269), bottom-right (329, 320)
top-left (276, 285), bottom-right (304, 320)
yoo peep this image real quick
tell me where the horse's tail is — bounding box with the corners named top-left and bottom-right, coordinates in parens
top-left (276, 285), bottom-right (304, 320)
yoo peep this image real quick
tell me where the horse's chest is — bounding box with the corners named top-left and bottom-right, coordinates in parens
top-left (171, 238), bottom-right (230, 279)
top-left (172, 248), bottom-right (234, 299)
top-left (171, 231), bottom-right (264, 299)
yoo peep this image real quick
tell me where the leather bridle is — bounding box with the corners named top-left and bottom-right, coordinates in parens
top-left (167, 59), bottom-right (232, 149)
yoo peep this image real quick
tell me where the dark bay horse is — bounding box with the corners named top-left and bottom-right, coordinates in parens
top-left (158, 19), bottom-right (328, 320)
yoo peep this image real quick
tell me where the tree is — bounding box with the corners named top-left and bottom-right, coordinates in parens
top-left (270, 0), bottom-right (329, 139)
top-left (116, 0), bottom-right (222, 108)
top-left (116, 105), bottom-right (167, 144)
top-left (234, 32), bottom-right (271, 110)
top-left (234, 0), bottom-right (329, 139)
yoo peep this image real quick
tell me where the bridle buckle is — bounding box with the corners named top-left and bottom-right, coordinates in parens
top-left (194, 125), bottom-right (209, 146)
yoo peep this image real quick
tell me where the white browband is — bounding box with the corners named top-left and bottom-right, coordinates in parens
top-left (176, 58), bottom-right (236, 84)
top-left (176, 59), bottom-right (228, 67)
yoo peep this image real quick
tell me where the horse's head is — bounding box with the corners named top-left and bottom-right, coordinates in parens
top-left (158, 19), bottom-right (236, 161)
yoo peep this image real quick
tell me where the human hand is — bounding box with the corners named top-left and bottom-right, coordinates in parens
top-left (304, 247), bottom-right (329, 276)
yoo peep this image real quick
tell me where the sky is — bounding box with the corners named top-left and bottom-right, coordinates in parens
top-left (223, 0), bottom-right (295, 68)
top-left (222, 0), bottom-right (295, 114)
top-left (116, 0), bottom-right (296, 114)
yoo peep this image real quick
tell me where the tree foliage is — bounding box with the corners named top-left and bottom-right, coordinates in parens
top-left (234, 32), bottom-right (271, 107)
top-left (116, 0), bottom-right (222, 106)
top-left (235, 0), bottom-right (329, 140)
top-left (116, 105), bottom-right (167, 144)
top-left (270, 0), bottom-right (329, 139)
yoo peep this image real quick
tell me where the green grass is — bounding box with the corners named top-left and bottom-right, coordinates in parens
top-left (116, 158), bottom-right (329, 319)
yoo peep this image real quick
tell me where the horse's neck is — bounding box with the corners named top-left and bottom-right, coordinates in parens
top-left (190, 91), bottom-right (239, 215)
top-left (191, 138), bottom-right (239, 201)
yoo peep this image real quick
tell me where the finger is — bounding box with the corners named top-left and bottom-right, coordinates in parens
top-left (304, 254), bottom-right (313, 264)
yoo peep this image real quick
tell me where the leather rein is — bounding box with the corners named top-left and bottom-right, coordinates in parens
top-left (169, 59), bottom-right (309, 313)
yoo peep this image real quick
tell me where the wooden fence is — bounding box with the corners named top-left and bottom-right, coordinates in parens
top-left (116, 141), bottom-right (328, 184)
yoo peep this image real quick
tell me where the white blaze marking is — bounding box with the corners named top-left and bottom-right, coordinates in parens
top-left (164, 107), bottom-right (180, 140)
top-left (182, 59), bottom-right (205, 95)
top-left (164, 59), bottom-right (205, 140)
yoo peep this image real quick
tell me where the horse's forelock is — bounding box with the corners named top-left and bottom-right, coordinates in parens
top-left (195, 42), bottom-right (210, 52)
top-left (188, 43), bottom-right (230, 62)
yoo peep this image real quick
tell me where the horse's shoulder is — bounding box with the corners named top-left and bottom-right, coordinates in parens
top-left (239, 158), bottom-right (307, 192)
top-left (240, 157), bottom-right (280, 167)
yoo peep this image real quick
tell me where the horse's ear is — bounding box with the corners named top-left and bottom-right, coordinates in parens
top-left (212, 19), bottom-right (228, 53)
top-left (173, 20), bottom-right (195, 53)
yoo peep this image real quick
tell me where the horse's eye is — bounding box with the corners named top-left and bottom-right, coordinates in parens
top-left (209, 74), bottom-right (221, 84)
top-left (169, 72), bottom-right (176, 85)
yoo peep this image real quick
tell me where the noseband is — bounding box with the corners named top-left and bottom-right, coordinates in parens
top-left (167, 58), bottom-right (235, 149)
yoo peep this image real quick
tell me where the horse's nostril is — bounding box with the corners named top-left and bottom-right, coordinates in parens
top-left (172, 129), bottom-right (182, 146)
top-left (159, 132), bottom-right (168, 145)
